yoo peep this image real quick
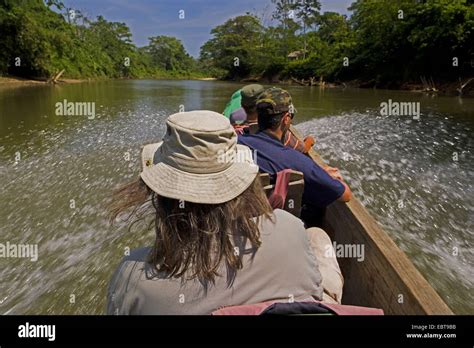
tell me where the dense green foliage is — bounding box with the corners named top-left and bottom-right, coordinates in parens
top-left (0, 0), bottom-right (203, 79)
top-left (1, 0), bottom-right (472, 85)
top-left (348, 0), bottom-right (473, 85)
top-left (199, 14), bottom-right (264, 79)
top-left (200, 0), bottom-right (473, 85)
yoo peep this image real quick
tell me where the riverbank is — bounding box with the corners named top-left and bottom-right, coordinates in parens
top-left (2, 75), bottom-right (471, 96)
top-left (0, 76), bottom-right (86, 86)
top-left (238, 75), bottom-right (474, 96)
top-left (351, 79), bottom-right (474, 96)
top-left (0, 75), bottom-right (217, 87)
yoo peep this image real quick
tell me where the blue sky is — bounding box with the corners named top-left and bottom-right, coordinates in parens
top-left (62, 0), bottom-right (354, 57)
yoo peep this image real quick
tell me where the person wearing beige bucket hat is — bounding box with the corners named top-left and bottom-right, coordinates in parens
top-left (139, 110), bottom-right (259, 204)
top-left (106, 110), bottom-right (343, 315)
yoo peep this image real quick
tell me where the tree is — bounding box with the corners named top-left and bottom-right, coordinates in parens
top-left (294, 0), bottom-right (321, 58)
top-left (315, 12), bottom-right (355, 79)
top-left (199, 15), bottom-right (263, 79)
top-left (0, 0), bottom-right (202, 79)
top-left (146, 36), bottom-right (195, 72)
top-left (0, 0), bottom-right (74, 77)
top-left (271, 0), bottom-right (300, 56)
top-left (349, 0), bottom-right (473, 84)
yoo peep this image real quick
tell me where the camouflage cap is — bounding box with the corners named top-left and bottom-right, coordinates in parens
top-left (256, 87), bottom-right (296, 115)
top-left (240, 84), bottom-right (265, 107)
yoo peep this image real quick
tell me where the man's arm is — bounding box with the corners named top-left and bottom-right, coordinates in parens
top-left (323, 165), bottom-right (352, 202)
top-left (337, 180), bottom-right (352, 202)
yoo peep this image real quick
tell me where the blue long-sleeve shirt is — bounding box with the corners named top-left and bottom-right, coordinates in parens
top-left (238, 131), bottom-right (344, 208)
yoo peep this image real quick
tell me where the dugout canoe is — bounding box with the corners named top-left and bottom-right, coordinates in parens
top-left (289, 125), bottom-right (453, 315)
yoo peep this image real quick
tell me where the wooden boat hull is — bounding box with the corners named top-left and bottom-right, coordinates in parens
top-left (290, 126), bottom-right (453, 315)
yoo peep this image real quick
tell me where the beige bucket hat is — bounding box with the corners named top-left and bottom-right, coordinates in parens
top-left (140, 110), bottom-right (259, 204)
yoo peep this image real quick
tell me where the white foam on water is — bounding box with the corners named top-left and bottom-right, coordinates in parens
top-left (0, 103), bottom-right (166, 314)
top-left (0, 95), bottom-right (472, 314)
top-left (296, 111), bottom-right (473, 313)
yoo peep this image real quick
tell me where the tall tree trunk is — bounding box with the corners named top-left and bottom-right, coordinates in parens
top-left (303, 23), bottom-right (306, 59)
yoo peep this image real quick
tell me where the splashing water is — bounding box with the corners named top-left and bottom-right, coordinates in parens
top-left (0, 81), bottom-right (472, 314)
top-left (297, 111), bottom-right (473, 314)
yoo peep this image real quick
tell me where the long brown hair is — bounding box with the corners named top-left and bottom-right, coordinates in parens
top-left (109, 176), bottom-right (273, 283)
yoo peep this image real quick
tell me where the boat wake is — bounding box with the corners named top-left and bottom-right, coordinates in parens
top-left (296, 111), bottom-right (473, 314)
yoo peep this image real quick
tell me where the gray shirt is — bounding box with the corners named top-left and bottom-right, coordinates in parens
top-left (106, 209), bottom-right (323, 315)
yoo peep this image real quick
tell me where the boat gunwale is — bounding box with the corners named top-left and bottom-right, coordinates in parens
top-left (290, 125), bottom-right (453, 315)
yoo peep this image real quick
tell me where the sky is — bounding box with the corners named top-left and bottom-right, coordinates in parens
top-left (61, 0), bottom-right (354, 57)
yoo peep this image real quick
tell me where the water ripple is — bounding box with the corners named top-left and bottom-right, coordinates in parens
top-left (297, 111), bottom-right (473, 314)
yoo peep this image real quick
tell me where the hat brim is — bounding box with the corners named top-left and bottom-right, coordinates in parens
top-left (140, 143), bottom-right (259, 204)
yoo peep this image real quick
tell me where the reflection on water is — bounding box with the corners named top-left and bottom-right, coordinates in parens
top-left (0, 80), bottom-right (472, 314)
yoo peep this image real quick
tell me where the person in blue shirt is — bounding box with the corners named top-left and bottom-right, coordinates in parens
top-left (238, 87), bottom-right (352, 227)
top-left (225, 84), bottom-right (316, 153)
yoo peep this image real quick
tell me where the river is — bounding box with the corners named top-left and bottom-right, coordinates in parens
top-left (0, 80), bottom-right (472, 314)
